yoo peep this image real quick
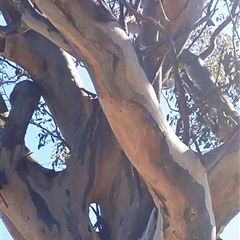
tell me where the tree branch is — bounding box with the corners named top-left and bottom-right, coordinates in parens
top-left (0, 17), bottom-right (28, 38)
top-left (200, 0), bottom-right (240, 60)
top-left (119, 0), bottom-right (167, 34)
top-left (174, 67), bottom-right (190, 145)
top-left (3, 1), bottom-right (239, 239)
top-left (2, 29), bottom-right (93, 146)
top-left (1, 81), bottom-right (41, 155)
top-left (206, 127), bottom-right (240, 234)
top-left (181, 50), bottom-right (239, 140)
top-left (7, 0), bottom-right (76, 57)
top-left (27, 0), bottom-right (216, 238)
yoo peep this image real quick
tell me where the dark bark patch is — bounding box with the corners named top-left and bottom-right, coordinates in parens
top-left (160, 134), bottom-right (213, 238)
top-left (64, 202), bottom-right (82, 240)
top-left (233, 173), bottom-right (240, 186)
top-left (0, 37), bottom-right (5, 53)
top-left (81, 131), bottom-right (98, 210)
top-left (64, 212), bottom-right (82, 240)
top-left (44, 169), bottom-right (59, 179)
top-left (82, 0), bottom-right (116, 22)
top-left (65, 189), bottom-right (71, 197)
top-left (17, 163), bottom-right (60, 234)
top-left (17, 157), bottom-right (58, 190)
top-left (3, 126), bottom-right (23, 152)
top-left (120, 152), bottom-right (136, 201)
top-left (27, 186), bottom-right (60, 233)
top-left (0, 93), bottom-right (8, 114)
top-left (0, 168), bottom-right (8, 189)
top-left (161, 207), bottom-right (170, 231)
top-left (77, 101), bottom-right (101, 166)
top-left (3, 81), bottom-right (41, 152)
top-left (81, 107), bottom-right (102, 210)
top-left (0, 192), bottom-right (8, 208)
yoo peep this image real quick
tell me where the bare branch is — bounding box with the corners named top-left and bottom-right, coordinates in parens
top-left (29, 120), bottom-right (69, 149)
top-left (118, 0), bottom-right (167, 35)
top-left (174, 67), bottom-right (190, 145)
top-left (200, 0), bottom-right (240, 60)
top-left (181, 50), bottom-right (239, 126)
top-left (8, 0), bottom-right (76, 56)
top-left (187, 0), bottom-right (219, 50)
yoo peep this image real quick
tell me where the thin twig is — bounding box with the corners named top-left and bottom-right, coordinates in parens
top-left (162, 91), bottom-right (179, 112)
top-left (0, 57), bottom-right (20, 70)
top-left (188, 0), bottom-right (219, 50)
top-left (118, 0), bottom-right (168, 35)
top-left (80, 88), bottom-right (97, 99)
top-left (190, 129), bottom-right (202, 155)
top-left (200, 0), bottom-right (240, 59)
top-left (171, 40), bottom-right (190, 145)
top-left (30, 119), bottom-right (70, 149)
top-left (225, 0), bottom-right (240, 40)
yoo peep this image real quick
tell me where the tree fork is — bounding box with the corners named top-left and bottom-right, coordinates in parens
top-left (0, 0), bottom-right (239, 239)
top-left (1, 23), bottom-right (155, 240)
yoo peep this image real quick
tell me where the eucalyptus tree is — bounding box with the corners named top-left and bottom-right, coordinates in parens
top-left (0, 0), bottom-right (239, 239)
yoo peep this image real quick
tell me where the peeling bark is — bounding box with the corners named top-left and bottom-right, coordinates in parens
top-left (0, 0), bottom-right (239, 240)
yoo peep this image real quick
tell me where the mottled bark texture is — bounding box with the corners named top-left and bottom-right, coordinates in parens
top-left (0, 0), bottom-right (239, 240)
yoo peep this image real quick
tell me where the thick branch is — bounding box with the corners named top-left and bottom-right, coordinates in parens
top-left (1, 147), bottom-right (100, 240)
top-left (2, 81), bottom-right (40, 154)
top-left (0, 17), bottom-right (28, 38)
top-left (2, 30), bottom-right (91, 145)
top-left (181, 50), bottom-right (239, 140)
top-left (28, 0), bottom-right (215, 238)
top-left (3, 1), bottom-right (239, 239)
top-left (1, 10), bottom-right (155, 240)
top-left (206, 127), bottom-right (240, 234)
top-left (7, 0), bottom-right (76, 56)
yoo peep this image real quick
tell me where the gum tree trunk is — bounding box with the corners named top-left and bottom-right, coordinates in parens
top-left (0, 0), bottom-right (239, 240)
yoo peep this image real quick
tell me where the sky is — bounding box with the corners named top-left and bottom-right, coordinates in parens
top-left (0, 1), bottom-right (240, 239)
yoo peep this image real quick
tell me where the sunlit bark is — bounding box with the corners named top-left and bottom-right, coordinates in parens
top-left (0, 0), bottom-right (239, 239)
